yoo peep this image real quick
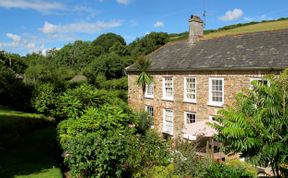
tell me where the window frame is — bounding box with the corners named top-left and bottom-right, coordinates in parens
top-left (183, 77), bottom-right (197, 103)
top-left (145, 105), bottom-right (154, 128)
top-left (162, 109), bottom-right (174, 135)
top-left (144, 83), bottom-right (154, 98)
top-left (250, 78), bottom-right (269, 89)
top-left (184, 111), bottom-right (196, 125)
top-left (162, 76), bottom-right (174, 101)
top-left (208, 78), bottom-right (224, 107)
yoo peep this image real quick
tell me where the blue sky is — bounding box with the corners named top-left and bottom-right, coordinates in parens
top-left (0, 0), bottom-right (287, 55)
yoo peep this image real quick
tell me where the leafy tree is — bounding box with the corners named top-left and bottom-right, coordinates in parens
top-left (128, 32), bottom-right (168, 56)
top-left (213, 69), bottom-right (288, 177)
top-left (0, 52), bottom-right (32, 109)
top-left (109, 41), bottom-right (129, 56)
top-left (92, 33), bottom-right (126, 53)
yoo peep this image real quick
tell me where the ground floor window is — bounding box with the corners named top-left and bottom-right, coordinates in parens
top-left (145, 105), bottom-right (154, 127)
top-left (185, 112), bottom-right (196, 124)
top-left (163, 109), bottom-right (173, 135)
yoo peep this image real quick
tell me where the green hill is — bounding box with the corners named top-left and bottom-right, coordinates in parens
top-left (169, 18), bottom-right (288, 42)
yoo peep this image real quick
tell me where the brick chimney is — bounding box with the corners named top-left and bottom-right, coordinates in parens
top-left (188, 15), bottom-right (204, 44)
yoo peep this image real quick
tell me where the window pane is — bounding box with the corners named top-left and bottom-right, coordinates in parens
top-left (146, 83), bottom-right (154, 96)
top-left (185, 77), bottom-right (196, 100)
top-left (211, 79), bottom-right (223, 103)
top-left (164, 109), bottom-right (173, 134)
top-left (164, 78), bottom-right (173, 98)
top-left (186, 112), bottom-right (196, 124)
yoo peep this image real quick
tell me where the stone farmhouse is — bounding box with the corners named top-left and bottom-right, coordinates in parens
top-left (126, 15), bottom-right (288, 139)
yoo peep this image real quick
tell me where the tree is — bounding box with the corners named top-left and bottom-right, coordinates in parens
top-left (213, 69), bottom-right (288, 177)
top-left (128, 32), bottom-right (168, 56)
top-left (136, 56), bottom-right (153, 93)
top-left (92, 33), bottom-right (126, 53)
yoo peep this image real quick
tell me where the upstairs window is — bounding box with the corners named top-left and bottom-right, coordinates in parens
top-left (162, 77), bottom-right (173, 100)
top-left (184, 112), bottom-right (196, 125)
top-left (209, 78), bottom-right (224, 106)
top-left (145, 83), bottom-right (154, 98)
top-left (184, 77), bottom-right (196, 102)
top-left (250, 78), bottom-right (269, 89)
top-left (163, 109), bottom-right (173, 135)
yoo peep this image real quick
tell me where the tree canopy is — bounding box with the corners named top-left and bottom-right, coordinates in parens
top-left (214, 69), bottom-right (288, 177)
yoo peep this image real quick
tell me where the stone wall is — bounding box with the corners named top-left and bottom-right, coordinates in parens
top-left (128, 70), bottom-right (277, 138)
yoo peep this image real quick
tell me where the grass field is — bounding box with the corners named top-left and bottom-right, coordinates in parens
top-left (169, 19), bottom-right (288, 42)
top-left (203, 20), bottom-right (288, 40)
top-left (0, 106), bottom-right (62, 178)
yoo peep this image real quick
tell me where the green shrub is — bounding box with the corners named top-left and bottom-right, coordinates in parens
top-left (204, 161), bottom-right (255, 178)
top-left (53, 84), bottom-right (127, 120)
top-left (227, 159), bottom-right (257, 178)
top-left (32, 83), bottom-right (58, 115)
top-left (58, 106), bottom-right (170, 178)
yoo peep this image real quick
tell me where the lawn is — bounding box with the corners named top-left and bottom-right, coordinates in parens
top-left (0, 106), bottom-right (62, 178)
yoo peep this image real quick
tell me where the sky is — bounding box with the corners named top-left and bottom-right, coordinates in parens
top-left (0, 0), bottom-right (287, 55)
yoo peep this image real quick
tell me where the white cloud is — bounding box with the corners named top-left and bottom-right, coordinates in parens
top-left (6, 33), bottom-right (21, 42)
top-left (154, 21), bottom-right (164, 28)
top-left (219, 8), bottom-right (243, 21)
top-left (116, 0), bottom-right (133, 5)
top-left (25, 42), bottom-right (36, 49)
top-left (0, 0), bottom-right (65, 13)
top-left (0, 33), bottom-right (44, 53)
top-left (40, 20), bottom-right (123, 35)
top-left (41, 22), bottom-right (58, 34)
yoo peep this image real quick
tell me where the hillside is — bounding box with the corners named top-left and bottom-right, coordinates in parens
top-left (169, 18), bottom-right (288, 42)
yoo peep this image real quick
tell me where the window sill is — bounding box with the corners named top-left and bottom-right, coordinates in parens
top-left (162, 97), bottom-right (174, 102)
top-left (207, 102), bottom-right (224, 108)
top-left (183, 99), bottom-right (197, 104)
top-left (144, 95), bottom-right (154, 99)
top-left (162, 130), bottom-right (173, 136)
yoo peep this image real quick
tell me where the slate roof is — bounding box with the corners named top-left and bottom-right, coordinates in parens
top-left (126, 29), bottom-right (288, 72)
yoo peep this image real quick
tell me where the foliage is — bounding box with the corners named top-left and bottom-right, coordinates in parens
top-left (135, 164), bottom-right (177, 178)
top-left (129, 32), bottom-right (168, 56)
top-left (53, 84), bottom-right (126, 120)
top-left (227, 159), bottom-right (257, 177)
top-left (136, 56), bottom-right (153, 92)
top-left (203, 161), bottom-right (255, 178)
top-left (171, 139), bottom-right (210, 177)
top-left (109, 41), bottom-right (129, 56)
top-left (0, 66), bottom-right (32, 109)
top-left (32, 83), bottom-right (58, 115)
top-left (137, 139), bottom-right (255, 178)
top-left (213, 69), bottom-right (288, 176)
top-left (92, 33), bottom-right (126, 53)
top-left (58, 104), bottom-right (170, 178)
top-left (97, 76), bottom-right (128, 90)
top-left (58, 105), bottom-right (134, 177)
